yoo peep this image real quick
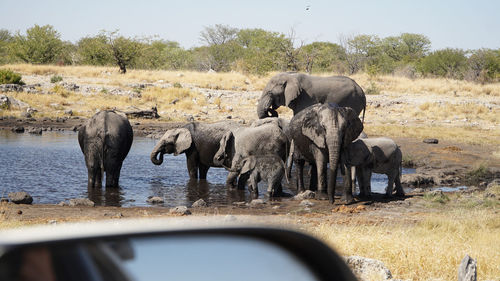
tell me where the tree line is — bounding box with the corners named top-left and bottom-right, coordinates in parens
top-left (0, 24), bottom-right (499, 82)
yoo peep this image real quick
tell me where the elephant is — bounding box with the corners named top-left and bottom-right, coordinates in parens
top-left (150, 121), bottom-right (240, 179)
top-left (287, 103), bottom-right (363, 203)
top-left (345, 137), bottom-right (404, 198)
top-left (213, 118), bottom-right (289, 192)
top-left (257, 72), bottom-right (366, 120)
top-left (78, 110), bottom-right (133, 188)
top-left (232, 154), bottom-right (289, 198)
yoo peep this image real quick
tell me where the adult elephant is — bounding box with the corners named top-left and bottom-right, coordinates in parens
top-left (150, 121), bottom-right (240, 179)
top-left (288, 104), bottom-right (363, 203)
top-left (257, 72), bottom-right (366, 120)
top-left (213, 118), bottom-right (289, 195)
top-left (78, 110), bottom-right (133, 188)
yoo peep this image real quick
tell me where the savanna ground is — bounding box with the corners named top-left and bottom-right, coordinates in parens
top-left (1, 64), bottom-right (499, 280)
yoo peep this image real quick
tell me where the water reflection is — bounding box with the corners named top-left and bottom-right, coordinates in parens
top-left (87, 187), bottom-right (124, 207)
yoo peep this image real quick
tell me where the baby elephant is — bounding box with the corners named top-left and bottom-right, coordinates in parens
top-left (235, 154), bottom-right (288, 199)
top-left (346, 137), bottom-right (404, 198)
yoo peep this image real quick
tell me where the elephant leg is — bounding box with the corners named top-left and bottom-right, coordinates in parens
top-left (226, 172), bottom-right (238, 189)
top-left (314, 154), bottom-right (328, 200)
top-left (104, 157), bottom-right (122, 188)
top-left (385, 174), bottom-right (395, 198)
top-left (351, 166), bottom-right (357, 196)
top-left (87, 166), bottom-right (102, 189)
top-left (341, 164), bottom-right (354, 204)
top-left (249, 174), bottom-right (259, 199)
top-left (186, 155), bottom-right (199, 179)
top-left (395, 172), bottom-right (405, 197)
top-left (198, 164), bottom-right (210, 180)
top-left (295, 159), bottom-right (305, 192)
top-left (356, 167), bottom-right (365, 197)
top-left (309, 163), bottom-right (318, 191)
top-left (237, 172), bottom-right (250, 190)
top-left (363, 169), bottom-right (372, 197)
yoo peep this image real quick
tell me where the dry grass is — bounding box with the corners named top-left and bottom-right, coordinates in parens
top-left (365, 124), bottom-right (500, 146)
top-left (311, 208), bottom-right (500, 281)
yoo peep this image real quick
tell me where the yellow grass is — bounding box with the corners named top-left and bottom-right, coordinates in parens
top-left (311, 208), bottom-right (500, 281)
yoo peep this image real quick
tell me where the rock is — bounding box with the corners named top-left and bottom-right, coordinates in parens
top-left (458, 255), bottom-right (477, 281)
top-left (8, 192), bottom-right (33, 204)
top-left (72, 126), bottom-right (78, 131)
top-left (64, 109), bottom-right (73, 116)
top-left (191, 198), bottom-right (208, 208)
top-left (186, 115), bottom-right (194, 122)
top-left (423, 138), bottom-right (439, 144)
top-left (0, 84), bottom-right (24, 92)
top-left (1, 198), bottom-right (9, 203)
top-left (300, 200), bottom-right (315, 207)
top-left (27, 107), bottom-right (37, 114)
top-left (413, 188), bottom-right (425, 193)
top-left (293, 190), bottom-right (316, 200)
top-left (0, 94), bottom-right (10, 109)
top-left (58, 201), bottom-right (68, 206)
top-left (401, 174), bottom-right (434, 187)
top-left (169, 206), bottom-right (191, 215)
top-left (27, 127), bottom-right (42, 135)
top-left (21, 111), bottom-right (31, 118)
top-left (487, 178), bottom-right (500, 189)
top-left (68, 198), bottom-right (95, 207)
top-left (345, 256), bottom-right (393, 281)
top-left (48, 220), bottom-right (57, 225)
top-left (11, 126), bottom-right (24, 133)
top-left (249, 199), bottom-right (266, 206)
top-left (223, 215), bottom-right (237, 222)
top-left (61, 82), bottom-right (79, 91)
top-left (207, 69), bottom-right (216, 73)
top-left (146, 196), bottom-right (164, 204)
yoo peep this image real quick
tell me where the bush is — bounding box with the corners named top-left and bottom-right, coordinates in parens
top-left (465, 164), bottom-right (490, 186)
top-left (50, 75), bottom-right (63, 83)
top-left (0, 69), bottom-right (24, 85)
top-left (173, 82), bottom-right (182, 88)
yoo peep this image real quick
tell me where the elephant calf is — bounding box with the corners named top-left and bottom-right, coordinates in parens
top-left (78, 110), bottom-right (133, 188)
top-left (234, 154), bottom-right (288, 199)
top-left (345, 137), bottom-right (404, 198)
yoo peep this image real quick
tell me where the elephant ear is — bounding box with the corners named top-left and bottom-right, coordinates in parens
top-left (301, 108), bottom-right (326, 148)
top-left (240, 156), bottom-right (256, 175)
top-left (341, 108), bottom-right (364, 148)
top-left (284, 76), bottom-right (301, 107)
top-left (222, 131), bottom-right (234, 158)
top-left (174, 128), bottom-right (192, 155)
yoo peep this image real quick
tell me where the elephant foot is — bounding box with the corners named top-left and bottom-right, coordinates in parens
top-left (340, 195), bottom-right (355, 205)
top-left (395, 192), bottom-right (405, 197)
top-left (315, 191), bottom-right (329, 200)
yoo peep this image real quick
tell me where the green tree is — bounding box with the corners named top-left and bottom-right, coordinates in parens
top-left (106, 31), bottom-right (143, 74)
top-left (418, 48), bottom-right (468, 78)
top-left (299, 42), bottom-right (346, 73)
top-left (466, 48), bottom-right (500, 82)
top-left (198, 24), bottom-right (241, 71)
top-left (11, 24), bottom-right (63, 64)
top-left (0, 29), bottom-right (13, 64)
top-left (77, 34), bottom-right (113, 65)
top-left (235, 28), bottom-right (288, 75)
top-left (400, 33), bottom-right (431, 60)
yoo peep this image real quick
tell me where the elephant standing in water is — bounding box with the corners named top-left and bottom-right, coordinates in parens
top-left (257, 72), bottom-right (366, 120)
top-left (78, 110), bottom-right (133, 188)
top-left (345, 137), bottom-right (404, 198)
top-left (150, 121), bottom-right (240, 179)
top-left (287, 104), bottom-right (363, 203)
top-left (213, 118), bottom-right (289, 194)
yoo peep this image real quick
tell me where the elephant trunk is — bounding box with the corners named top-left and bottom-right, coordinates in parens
top-left (327, 135), bottom-right (341, 204)
top-left (150, 143), bottom-right (165, 165)
top-left (257, 93), bottom-right (277, 119)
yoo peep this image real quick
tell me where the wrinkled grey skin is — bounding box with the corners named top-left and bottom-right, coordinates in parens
top-left (213, 118), bottom-right (289, 191)
top-left (287, 104), bottom-right (363, 203)
top-left (151, 121), bottom-right (240, 179)
top-left (257, 72), bottom-right (366, 120)
top-left (78, 110), bottom-right (133, 188)
top-left (232, 154), bottom-right (289, 198)
top-left (346, 137), bottom-right (404, 197)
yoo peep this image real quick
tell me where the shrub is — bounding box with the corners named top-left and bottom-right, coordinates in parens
top-left (50, 75), bottom-right (63, 83)
top-left (0, 69), bottom-right (24, 85)
top-left (465, 164), bottom-right (490, 186)
top-left (173, 82), bottom-right (182, 88)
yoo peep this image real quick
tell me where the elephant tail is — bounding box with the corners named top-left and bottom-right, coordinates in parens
top-left (280, 158), bottom-right (290, 184)
top-left (361, 106), bottom-right (366, 123)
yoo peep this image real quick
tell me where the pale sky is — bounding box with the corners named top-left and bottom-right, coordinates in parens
top-left (1, 0), bottom-right (499, 50)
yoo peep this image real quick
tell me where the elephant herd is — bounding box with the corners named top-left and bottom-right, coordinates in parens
top-left (79, 72), bottom-right (404, 204)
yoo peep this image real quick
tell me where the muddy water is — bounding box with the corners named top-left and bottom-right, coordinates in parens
top-left (0, 131), bottom-right (415, 207)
